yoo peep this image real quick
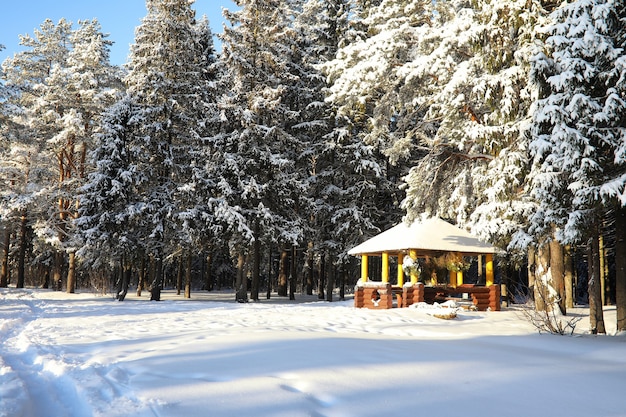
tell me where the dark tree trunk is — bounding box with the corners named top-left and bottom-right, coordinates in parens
top-left (251, 227), bottom-right (261, 301)
top-left (277, 249), bottom-right (288, 296)
top-left (16, 209), bottom-right (28, 289)
top-left (137, 256), bottom-right (146, 296)
top-left (235, 253), bottom-right (248, 302)
top-left (588, 231), bottom-right (606, 334)
top-left (266, 244), bottom-right (272, 299)
top-left (176, 257), bottom-right (183, 295)
top-left (317, 253), bottom-right (325, 300)
top-left (289, 246), bottom-right (296, 301)
top-left (0, 228), bottom-right (10, 288)
top-left (326, 260), bottom-right (335, 302)
top-left (184, 254), bottom-right (191, 299)
top-left (205, 253), bottom-right (213, 291)
top-left (52, 251), bottom-right (64, 291)
top-left (614, 206), bottom-right (626, 333)
top-left (150, 256), bottom-right (163, 301)
top-left (117, 257), bottom-right (131, 301)
top-left (549, 239), bottom-right (566, 315)
top-left (339, 268), bottom-right (347, 301)
top-left (306, 242), bottom-right (314, 295)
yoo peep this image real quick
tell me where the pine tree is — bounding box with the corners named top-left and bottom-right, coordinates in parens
top-left (2, 19), bottom-right (119, 291)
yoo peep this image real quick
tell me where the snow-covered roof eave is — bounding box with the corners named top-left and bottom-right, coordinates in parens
top-left (347, 217), bottom-right (497, 256)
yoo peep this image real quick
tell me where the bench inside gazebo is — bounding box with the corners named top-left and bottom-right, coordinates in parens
top-left (348, 217), bottom-right (501, 311)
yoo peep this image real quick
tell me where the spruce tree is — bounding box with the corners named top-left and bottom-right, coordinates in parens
top-left (528, 0), bottom-right (626, 332)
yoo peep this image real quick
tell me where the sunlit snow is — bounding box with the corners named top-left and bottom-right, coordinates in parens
top-left (1, 288), bottom-right (625, 417)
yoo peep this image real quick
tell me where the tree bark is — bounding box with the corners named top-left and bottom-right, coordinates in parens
top-left (564, 245), bottom-right (574, 309)
top-left (326, 260), bottom-right (335, 302)
top-left (549, 239), bottom-right (566, 315)
top-left (184, 253), bottom-right (192, 299)
top-left (339, 267), bottom-right (347, 301)
top-left (150, 255), bottom-right (163, 301)
top-left (251, 227), bottom-right (261, 301)
top-left (317, 253), bottom-right (326, 300)
top-left (137, 256), bottom-right (146, 296)
top-left (527, 246), bottom-right (536, 302)
top-left (117, 257), bottom-right (131, 301)
top-left (0, 228), bottom-right (10, 288)
top-left (235, 252), bottom-right (248, 302)
top-left (533, 243), bottom-right (550, 311)
top-left (306, 242), bottom-right (314, 295)
top-left (176, 257), bottom-right (183, 295)
top-left (614, 206), bottom-right (626, 333)
top-left (588, 232), bottom-right (606, 334)
top-left (66, 251), bottom-right (76, 293)
top-left (289, 246), bottom-right (296, 301)
top-left (205, 253), bottom-right (213, 291)
top-left (266, 244), bottom-right (272, 299)
top-left (277, 249), bottom-right (288, 296)
top-left (16, 209), bottom-right (28, 289)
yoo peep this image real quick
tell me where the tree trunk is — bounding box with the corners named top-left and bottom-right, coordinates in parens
top-left (564, 245), bottom-right (574, 309)
top-left (150, 255), bottom-right (163, 301)
top-left (184, 253), bottom-right (192, 299)
top-left (549, 239), bottom-right (566, 315)
top-left (339, 267), bottom-right (347, 301)
top-left (251, 227), bottom-right (261, 301)
top-left (52, 250), bottom-right (64, 291)
top-left (614, 206), bottom-right (626, 333)
top-left (588, 232), bottom-right (606, 334)
top-left (66, 251), bottom-right (76, 293)
top-left (306, 242), bottom-right (314, 295)
top-left (0, 228), bottom-right (10, 288)
top-left (277, 249), bottom-right (288, 296)
top-left (205, 253), bottom-right (213, 291)
top-left (16, 209), bottom-right (28, 289)
top-left (176, 257), bottom-right (183, 295)
top-left (326, 260), bottom-right (335, 302)
top-left (235, 252), bottom-right (248, 302)
top-left (117, 257), bottom-right (131, 301)
top-left (527, 246), bottom-right (536, 302)
top-left (266, 244), bottom-right (272, 299)
top-left (289, 246), bottom-right (296, 301)
top-left (533, 243), bottom-right (550, 311)
top-left (317, 253), bottom-right (326, 300)
top-left (137, 256), bottom-right (146, 296)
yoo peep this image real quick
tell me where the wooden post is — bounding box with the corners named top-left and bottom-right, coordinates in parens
top-left (361, 255), bottom-right (369, 282)
top-left (486, 254), bottom-right (494, 286)
top-left (382, 252), bottom-right (389, 283)
top-left (449, 270), bottom-right (456, 286)
top-left (409, 249), bottom-right (418, 284)
top-left (397, 254), bottom-right (404, 287)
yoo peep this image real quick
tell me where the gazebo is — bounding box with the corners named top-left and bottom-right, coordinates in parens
top-left (348, 217), bottom-right (501, 310)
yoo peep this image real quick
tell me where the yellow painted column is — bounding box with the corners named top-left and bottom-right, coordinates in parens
top-left (361, 254), bottom-right (369, 282)
top-left (485, 254), bottom-right (494, 286)
top-left (409, 249), bottom-right (419, 284)
top-left (457, 270), bottom-right (463, 287)
top-left (381, 252), bottom-right (389, 283)
top-left (397, 254), bottom-right (404, 287)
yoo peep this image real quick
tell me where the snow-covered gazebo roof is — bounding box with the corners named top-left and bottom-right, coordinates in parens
top-left (348, 217), bottom-right (497, 257)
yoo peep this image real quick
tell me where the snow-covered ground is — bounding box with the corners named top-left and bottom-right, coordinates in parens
top-left (1, 288), bottom-right (625, 417)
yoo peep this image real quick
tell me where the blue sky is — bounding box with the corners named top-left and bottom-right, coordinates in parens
top-left (0, 0), bottom-right (238, 66)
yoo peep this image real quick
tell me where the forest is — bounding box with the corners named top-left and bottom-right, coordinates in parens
top-left (0, 0), bottom-right (625, 333)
